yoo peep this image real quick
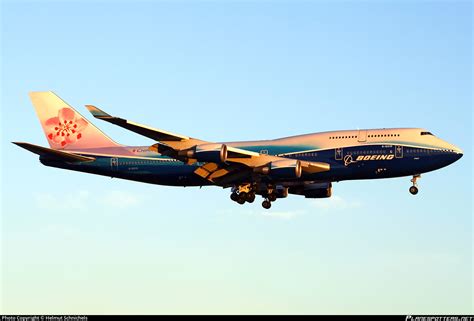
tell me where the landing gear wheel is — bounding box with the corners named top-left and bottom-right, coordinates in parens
top-left (409, 186), bottom-right (418, 195)
top-left (268, 194), bottom-right (277, 202)
top-left (262, 200), bottom-right (271, 209)
top-left (409, 174), bottom-right (420, 195)
top-left (246, 193), bottom-right (256, 203)
top-left (237, 192), bottom-right (247, 204)
top-left (230, 192), bottom-right (239, 202)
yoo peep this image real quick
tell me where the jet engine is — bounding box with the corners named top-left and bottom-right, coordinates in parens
top-left (255, 159), bottom-right (302, 179)
top-left (289, 182), bottom-right (332, 198)
top-left (180, 143), bottom-right (228, 163)
top-left (274, 185), bottom-right (289, 198)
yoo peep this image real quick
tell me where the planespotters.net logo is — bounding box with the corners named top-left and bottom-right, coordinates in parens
top-left (406, 316), bottom-right (474, 321)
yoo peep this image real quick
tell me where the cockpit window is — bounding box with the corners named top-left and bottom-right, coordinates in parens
top-left (421, 131), bottom-right (434, 136)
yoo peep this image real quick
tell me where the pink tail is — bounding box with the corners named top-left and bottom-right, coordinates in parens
top-left (30, 91), bottom-right (121, 150)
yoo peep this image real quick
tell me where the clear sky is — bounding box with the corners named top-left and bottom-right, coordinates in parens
top-left (1, 0), bottom-right (472, 314)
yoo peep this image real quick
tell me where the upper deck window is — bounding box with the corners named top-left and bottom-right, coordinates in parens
top-left (421, 131), bottom-right (434, 136)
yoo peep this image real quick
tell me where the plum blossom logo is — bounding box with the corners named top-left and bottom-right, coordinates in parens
top-left (45, 107), bottom-right (88, 147)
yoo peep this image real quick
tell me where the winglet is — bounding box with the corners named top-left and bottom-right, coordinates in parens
top-left (85, 105), bottom-right (112, 118)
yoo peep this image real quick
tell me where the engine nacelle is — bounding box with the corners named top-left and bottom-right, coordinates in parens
top-left (255, 159), bottom-right (302, 179)
top-left (182, 143), bottom-right (228, 163)
top-left (289, 182), bottom-right (332, 198)
top-left (303, 187), bottom-right (332, 198)
top-left (274, 185), bottom-right (289, 198)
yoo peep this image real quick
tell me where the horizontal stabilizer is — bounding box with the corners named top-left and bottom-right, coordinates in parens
top-left (13, 142), bottom-right (95, 162)
top-left (85, 105), bottom-right (189, 142)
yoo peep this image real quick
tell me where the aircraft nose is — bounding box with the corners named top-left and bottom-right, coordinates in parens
top-left (453, 145), bottom-right (463, 156)
top-left (451, 145), bottom-right (463, 162)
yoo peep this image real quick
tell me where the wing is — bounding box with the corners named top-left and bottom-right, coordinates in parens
top-left (85, 105), bottom-right (330, 185)
top-left (85, 105), bottom-right (188, 141)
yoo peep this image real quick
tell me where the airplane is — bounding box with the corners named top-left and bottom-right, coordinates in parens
top-left (14, 92), bottom-right (463, 209)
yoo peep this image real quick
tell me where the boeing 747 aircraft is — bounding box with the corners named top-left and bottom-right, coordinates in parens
top-left (15, 92), bottom-right (463, 209)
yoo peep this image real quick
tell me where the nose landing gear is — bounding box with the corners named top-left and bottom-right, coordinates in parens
top-left (409, 174), bottom-right (420, 195)
top-left (409, 186), bottom-right (418, 195)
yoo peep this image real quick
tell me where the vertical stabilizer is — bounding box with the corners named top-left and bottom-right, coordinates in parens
top-left (30, 91), bottom-right (121, 150)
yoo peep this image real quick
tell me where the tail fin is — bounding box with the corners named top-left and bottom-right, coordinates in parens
top-left (30, 91), bottom-right (121, 150)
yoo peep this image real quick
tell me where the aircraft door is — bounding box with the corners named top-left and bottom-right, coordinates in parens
top-left (335, 148), bottom-right (343, 160)
top-left (111, 157), bottom-right (118, 171)
top-left (358, 130), bottom-right (367, 142)
top-left (395, 145), bottom-right (403, 158)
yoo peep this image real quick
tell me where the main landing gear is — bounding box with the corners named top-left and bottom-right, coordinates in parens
top-left (409, 174), bottom-right (420, 195)
top-left (262, 199), bottom-right (271, 209)
top-left (230, 184), bottom-right (256, 205)
top-left (230, 184), bottom-right (278, 209)
top-left (261, 185), bottom-right (277, 209)
top-left (230, 191), bottom-right (256, 204)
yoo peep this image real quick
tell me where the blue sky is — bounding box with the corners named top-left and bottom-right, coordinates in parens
top-left (1, 0), bottom-right (472, 314)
